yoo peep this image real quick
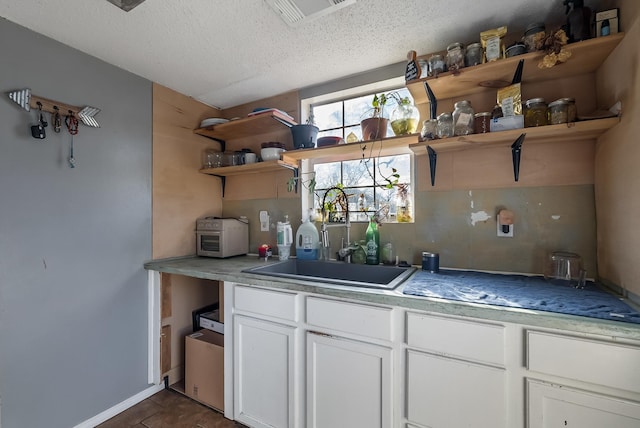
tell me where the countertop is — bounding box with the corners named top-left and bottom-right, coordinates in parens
top-left (144, 255), bottom-right (640, 340)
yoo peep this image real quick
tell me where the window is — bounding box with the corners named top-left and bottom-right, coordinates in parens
top-left (304, 85), bottom-right (414, 223)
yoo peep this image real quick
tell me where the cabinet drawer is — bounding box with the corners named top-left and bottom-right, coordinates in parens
top-left (406, 312), bottom-right (505, 366)
top-left (306, 297), bottom-right (392, 341)
top-left (527, 331), bottom-right (640, 393)
top-left (234, 285), bottom-right (297, 322)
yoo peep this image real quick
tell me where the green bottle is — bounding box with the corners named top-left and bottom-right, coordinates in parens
top-left (365, 216), bottom-right (380, 265)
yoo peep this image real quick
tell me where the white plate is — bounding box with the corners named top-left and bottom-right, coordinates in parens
top-left (200, 118), bottom-right (229, 127)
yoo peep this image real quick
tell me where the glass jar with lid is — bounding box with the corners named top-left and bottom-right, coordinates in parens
top-left (524, 98), bottom-right (548, 127)
top-left (428, 54), bottom-right (445, 76)
top-left (523, 22), bottom-right (546, 52)
top-left (474, 112), bottom-right (492, 134)
top-left (436, 112), bottom-right (454, 138)
top-left (548, 99), bottom-right (569, 124)
top-left (446, 42), bottom-right (465, 72)
top-left (465, 42), bottom-right (483, 67)
top-left (420, 119), bottom-right (438, 141)
top-left (558, 97), bottom-right (576, 122)
top-left (453, 100), bottom-right (475, 135)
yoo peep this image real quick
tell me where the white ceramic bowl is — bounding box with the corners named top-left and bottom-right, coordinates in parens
top-left (261, 147), bottom-right (285, 161)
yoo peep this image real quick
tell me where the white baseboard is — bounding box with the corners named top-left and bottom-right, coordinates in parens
top-left (73, 383), bottom-right (165, 428)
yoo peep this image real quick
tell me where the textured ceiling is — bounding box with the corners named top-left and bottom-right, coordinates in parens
top-left (1, 0), bottom-right (569, 109)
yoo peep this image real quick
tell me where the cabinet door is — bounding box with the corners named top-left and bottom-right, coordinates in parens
top-left (407, 349), bottom-right (506, 428)
top-left (307, 332), bottom-right (392, 428)
top-left (528, 379), bottom-right (640, 428)
top-left (234, 315), bottom-right (296, 428)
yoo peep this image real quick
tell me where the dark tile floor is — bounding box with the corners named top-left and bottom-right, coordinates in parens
top-left (97, 388), bottom-right (242, 428)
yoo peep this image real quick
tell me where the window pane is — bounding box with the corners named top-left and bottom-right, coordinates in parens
top-left (314, 162), bottom-right (341, 189)
top-left (342, 159), bottom-right (374, 187)
top-left (344, 125), bottom-right (361, 142)
top-left (345, 94), bottom-right (373, 125)
top-left (313, 102), bottom-right (342, 131)
top-left (377, 154), bottom-right (410, 186)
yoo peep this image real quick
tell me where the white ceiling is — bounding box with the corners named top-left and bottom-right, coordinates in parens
top-left (1, 0), bottom-right (567, 109)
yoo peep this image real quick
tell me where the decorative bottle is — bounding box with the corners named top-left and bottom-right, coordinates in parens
top-left (365, 216), bottom-right (380, 265)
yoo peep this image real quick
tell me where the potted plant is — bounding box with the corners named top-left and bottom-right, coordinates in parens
top-left (360, 93), bottom-right (390, 141)
top-left (291, 112), bottom-right (319, 149)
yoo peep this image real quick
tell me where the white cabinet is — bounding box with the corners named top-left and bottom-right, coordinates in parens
top-left (233, 315), bottom-right (296, 428)
top-left (528, 379), bottom-right (640, 428)
top-left (405, 312), bottom-right (507, 428)
top-left (306, 332), bottom-right (393, 428)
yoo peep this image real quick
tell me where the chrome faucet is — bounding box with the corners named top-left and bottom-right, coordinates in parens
top-left (320, 186), bottom-right (351, 262)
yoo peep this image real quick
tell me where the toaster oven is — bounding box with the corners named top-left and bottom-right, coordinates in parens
top-left (196, 217), bottom-right (249, 258)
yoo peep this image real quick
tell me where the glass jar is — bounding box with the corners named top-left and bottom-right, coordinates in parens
top-left (418, 59), bottom-right (429, 78)
top-left (559, 97), bottom-right (577, 122)
top-left (390, 100), bottom-right (420, 135)
top-left (428, 54), bottom-right (445, 76)
top-left (524, 98), bottom-right (548, 127)
top-left (420, 119), bottom-right (438, 141)
top-left (524, 22), bottom-right (546, 52)
top-left (465, 42), bottom-right (483, 67)
top-left (474, 112), bottom-right (492, 134)
top-left (381, 242), bottom-right (395, 265)
top-left (436, 112), bottom-right (454, 138)
top-left (453, 100), bottom-right (475, 135)
top-left (446, 42), bottom-right (465, 72)
top-left (548, 99), bottom-right (569, 124)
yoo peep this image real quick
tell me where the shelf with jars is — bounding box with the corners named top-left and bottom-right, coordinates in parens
top-left (406, 33), bottom-right (624, 105)
top-left (409, 117), bottom-right (619, 155)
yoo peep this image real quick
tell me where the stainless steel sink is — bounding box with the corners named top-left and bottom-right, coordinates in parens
top-left (242, 259), bottom-right (416, 290)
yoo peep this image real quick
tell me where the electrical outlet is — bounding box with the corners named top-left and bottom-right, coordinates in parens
top-left (259, 211), bottom-right (269, 232)
top-left (496, 215), bottom-right (514, 237)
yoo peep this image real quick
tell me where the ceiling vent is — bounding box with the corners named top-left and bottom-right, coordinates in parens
top-left (265, 0), bottom-right (356, 26)
top-left (107, 0), bottom-right (147, 12)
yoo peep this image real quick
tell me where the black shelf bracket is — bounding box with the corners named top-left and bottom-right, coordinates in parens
top-left (423, 81), bottom-right (438, 120)
top-left (210, 174), bottom-right (226, 197)
top-left (511, 133), bottom-right (526, 182)
top-left (427, 146), bottom-right (437, 186)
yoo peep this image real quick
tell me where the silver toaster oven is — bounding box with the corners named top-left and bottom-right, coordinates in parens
top-left (196, 217), bottom-right (249, 258)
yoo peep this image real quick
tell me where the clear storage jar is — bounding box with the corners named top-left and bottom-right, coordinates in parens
top-left (465, 42), bottom-right (483, 67)
top-left (559, 97), bottom-right (576, 122)
top-left (524, 22), bottom-right (546, 52)
top-left (436, 112), bottom-right (454, 138)
top-left (453, 100), bottom-right (475, 135)
top-left (548, 99), bottom-right (569, 124)
top-left (428, 54), bottom-right (445, 76)
top-left (420, 119), bottom-right (438, 141)
top-left (524, 98), bottom-right (548, 127)
top-left (446, 42), bottom-right (465, 72)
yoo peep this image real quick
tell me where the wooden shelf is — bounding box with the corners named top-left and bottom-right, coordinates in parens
top-left (199, 157), bottom-right (298, 177)
top-left (407, 33), bottom-right (624, 104)
top-left (409, 117), bottom-right (619, 154)
top-left (194, 110), bottom-right (297, 141)
top-left (285, 134), bottom-right (418, 161)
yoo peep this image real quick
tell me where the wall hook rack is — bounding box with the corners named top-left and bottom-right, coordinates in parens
top-left (6, 88), bottom-right (101, 128)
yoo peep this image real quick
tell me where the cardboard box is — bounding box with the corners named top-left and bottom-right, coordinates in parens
top-left (200, 310), bottom-right (224, 334)
top-left (490, 115), bottom-right (524, 132)
top-left (185, 329), bottom-right (224, 410)
top-left (596, 9), bottom-right (619, 37)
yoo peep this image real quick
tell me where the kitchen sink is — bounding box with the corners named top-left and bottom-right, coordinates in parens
top-left (242, 259), bottom-right (416, 290)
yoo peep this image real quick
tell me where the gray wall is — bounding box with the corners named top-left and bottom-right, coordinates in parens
top-left (0, 18), bottom-right (152, 428)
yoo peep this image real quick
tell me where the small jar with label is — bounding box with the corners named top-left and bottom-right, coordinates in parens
top-left (559, 97), bottom-right (576, 122)
top-left (524, 98), bottom-right (548, 127)
top-left (453, 100), bottom-right (475, 135)
top-left (420, 119), bottom-right (438, 141)
top-left (446, 42), bottom-right (465, 72)
top-left (465, 42), bottom-right (483, 67)
top-left (523, 22), bottom-right (546, 52)
top-left (548, 99), bottom-right (569, 124)
top-left (474, 112), bottom-right (492, 134)
top-left (436, 112), bottom-right (454, 138)
top-left (428, 54), bottom-right (445, 76)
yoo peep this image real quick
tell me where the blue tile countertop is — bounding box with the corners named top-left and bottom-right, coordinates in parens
top-left (402, 270), bottom-right (640, 325)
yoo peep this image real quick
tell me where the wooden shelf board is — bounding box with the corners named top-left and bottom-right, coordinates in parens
top-left (194, 110), bottom-right (297, 140)
top-left (409, 117), bottom-right (619, 154)
top-left (285, 134), bottom-right (418, 161)
top-left (407, 33), bottom-right (624, 104)
top-left (199, 158), bottom-right (297, 177)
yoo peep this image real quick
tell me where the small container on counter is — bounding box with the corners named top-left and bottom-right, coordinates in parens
top-left (422, 252), bottom-right (440, 273)
top-left (465, 42), bottom-right (483, 67)
top-left (548, 99), bottom-right (569, 124)
top-left (420, 119), bottom-right (438, 141)
top-left (446, 42), bottom-right (465, 72)
top-left (524, 98), bottom-right (548, 127)
top-left (436, 112), bottom-right (454, 138)
top-left (428, 54), bottom-right (446, 76)
top-left (453, 100), bottom-right (475, 136)
top-left (523, 22), bottom-right (546, 52)
top-left (559, 97), bottom-right (577, 122)
top-left (474, 112), bottom-right (492, 134)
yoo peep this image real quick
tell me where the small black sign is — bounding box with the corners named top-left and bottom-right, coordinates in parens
top-left (405, 50), bottom-right (421, 82)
